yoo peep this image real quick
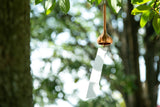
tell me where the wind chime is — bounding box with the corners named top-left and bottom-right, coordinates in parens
top-left (97, 1), bottom-right (112, 46)
top-left (86, 0), bottom-right (113, 98)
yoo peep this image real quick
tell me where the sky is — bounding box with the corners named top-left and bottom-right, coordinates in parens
top-left (31, 0), bottom-right (160, 106)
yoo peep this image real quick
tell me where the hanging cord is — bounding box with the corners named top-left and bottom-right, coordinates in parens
top-left (97, 0), bottom-right (112, 46)
top-left (103, 1), bottom-right (107, 36)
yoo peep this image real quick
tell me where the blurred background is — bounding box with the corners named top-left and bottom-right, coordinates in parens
top-left (30, 0), bottom-right (160, 107)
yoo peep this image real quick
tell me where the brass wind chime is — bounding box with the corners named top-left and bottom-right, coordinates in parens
top-left (97, 1), bottom-right (112, 46)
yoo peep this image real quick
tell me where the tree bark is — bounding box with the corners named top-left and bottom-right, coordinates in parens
top-left (144, 24), bottom-right (158, 107)
top-left (0, 0), bottom-right (33, 107)
top-left (118, 0), bottom-right (160, 106)
top-left (119, 0), bottom-right (145, 107)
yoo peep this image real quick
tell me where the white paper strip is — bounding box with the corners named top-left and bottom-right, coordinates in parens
top-left (86, 47), bottom-right (107, 98)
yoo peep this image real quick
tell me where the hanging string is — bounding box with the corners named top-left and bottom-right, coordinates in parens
top-left (97, 0), bottom-right (112, 46)
top-left (103, 1), bottom-right (106, 36)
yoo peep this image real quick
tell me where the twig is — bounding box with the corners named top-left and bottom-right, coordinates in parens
top-left (153, 0), bottom-right (158, 10)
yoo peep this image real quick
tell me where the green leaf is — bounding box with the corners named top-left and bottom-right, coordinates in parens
top-left (44, 0), bottom-right (56, 15)
top-left (87, 0), bottom-right (96, 4)
top-left (46, 7), bottom-right (53, 15)
top-left (91, 0), bottom-right (96, 3)
top-left (131, 5), bottom-right (151, 15)
top-left (87, 0), bottom-right (102, 5)
top-left (152, 15), bottom-right (160, 35)
top-left (95, 0), bottom-right (102, 5)
top-left (107, 0), bottom-right (121, 13)
top-left (45, 0), bottom-right (52, 10)
top-left (87, 0), bottom-right (91, 3)
top-left (131, 0), bottom-right (151, 5)
top-left (46, 0), bottom-right (56, 15)
top-left (35, 0), bottom-right (43, 4)
top-left (59, 0), bottom-right (70, 14)
top-left (97, 0), bottom-right (102, 4)
top-left (140, 11), bottom-right (150, 27)
top-left (149, 11), bottom-right (154, 20)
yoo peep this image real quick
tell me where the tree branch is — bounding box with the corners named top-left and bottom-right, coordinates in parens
top-left (152, 0), bottom-right (160, 15)
top-left (153, 0), bottom-right (158, 10)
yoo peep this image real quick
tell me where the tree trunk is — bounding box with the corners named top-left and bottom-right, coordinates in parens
top-left (0, 0), bottom-right (33, 107)
top-left (118, 0), bottom-right (160, 106)
top-left (119, 0), bottom-right (146, 107)
top-left (144, 24), bottom-right (158, 107)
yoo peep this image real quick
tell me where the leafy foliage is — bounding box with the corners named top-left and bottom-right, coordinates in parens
top-left (35, 0), bottom-right (43, 4)
top-left (59, 0), bottom-right (70, 14)
top-left (87, 0), bottom-right (122, 13)
top-left (34, 0), bottom-right (70, 14)
top-left (131, 0), bottom-right (160, 35)
top-left (34, 0), bottom-right (159, 35)
top-left (131, 0), bottom-right (151, 5)
top-left (131, 5), bottom-right (151, 15)
top-left (140, 10), bottom-right (151, 27)
top-left (107, 0), bottom-right (121, 13)
top-left (45, 0), bottom-right (56, 15)
top-left (152, 14), bottom-right (160, 34)
top-left (87, 0), bottom-right (103, 5)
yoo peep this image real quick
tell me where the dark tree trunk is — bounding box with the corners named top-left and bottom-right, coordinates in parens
top-left (118, 0), bottom-right (146, 107)
top-left (118, 0), bottom-right (160, 106)
top-left (144, 24), bottom-right (159, 107)
top-left (0, 0), bottom-right (33, 107)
